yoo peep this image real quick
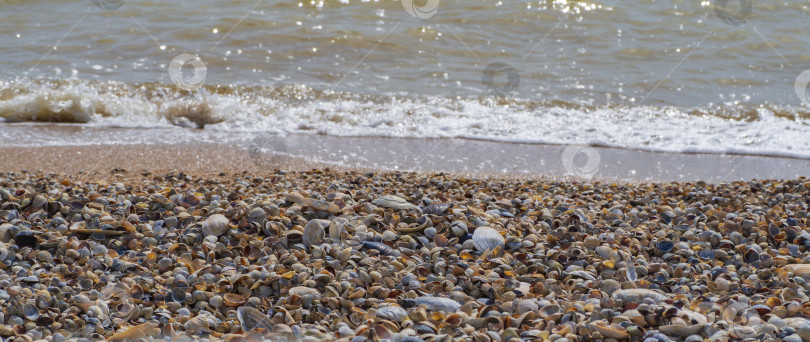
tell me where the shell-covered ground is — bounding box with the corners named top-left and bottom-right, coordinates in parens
top-left (1, 169), bottom-right (810, 342)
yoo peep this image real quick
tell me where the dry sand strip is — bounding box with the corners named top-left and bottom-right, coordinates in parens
top-left (0, 169), bottom-right (809, 341)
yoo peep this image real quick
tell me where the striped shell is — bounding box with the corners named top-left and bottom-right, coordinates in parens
top-left (600, 279), bottom-right (621, 295)
top-left (784, 334), bottom-right (803, 342)
top-left (472, 227), bottom-right (505, 253)
top-left (513, 299), bottom-right (539, 315)
top-left (595, 246), bottom-right (613, 260)
top-left (684, 335), bottom-right (703, 342)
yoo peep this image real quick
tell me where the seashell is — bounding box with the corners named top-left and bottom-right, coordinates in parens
top-left (223, 293), bottom-right (245, 307)
top-left (612, 289), bottom-right (667, 303)
top-left (513, 299), bottom-right (538, 315)
top-left (625, 261), bottom-right (638, 282)
top-left (377, 306), bottom-right (408, 322)
top-left (588, 321), bottom-right (628, 339)
top-left (422, 203), bottom-right (452, 215)
top-left (784, 334), bottom-right (803, 342)
top-left (372, 195), bottom-right (418, 211)
top-left (787, 264), bottom-right (810, 278)
top-left (472, 227), bottom-right (504, 253)
top-left (659, 323), bottom-right (705, 337)
top-left (655, 241), bottom-right (674, 253)
top-left (450, 221), bottom-right (468, 237)
top-left (361, 241), bottom-right (399, 256)
top-left (303, 219), bottom-right (328, 247)
top-left (289, 286), bottom-right (319, 297)
top-left (237, 307), bottom-right (274, 332)
top-left (403, 297), bottom-right (461, 313)
top-left (201, 214), bottom-right (231, 237)
top-left (108, 323), bottom-right (158, 342)
top-left (568, 270), bottom-right (596, 281)
top-left (600, 279), bottom-right (621, 295)
top-left (595, 246), bottom-right (613, 260)
top-left (286, 192), bottom-right (340, 213)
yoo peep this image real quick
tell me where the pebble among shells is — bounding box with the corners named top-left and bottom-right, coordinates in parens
top-left (1, 170), bottom-right (810, 342)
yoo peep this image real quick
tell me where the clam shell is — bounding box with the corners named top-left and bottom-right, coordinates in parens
top-left (472, 227), bottom-right (504, 253)
top-left (600, 279), bottom-right (621, 295)
top-left (237, 307), bottom-right (274, 332)
top-left (223, 293), bottom-right (245, 307)
top-left (372, 195), bottom-right (418, 210)
top-left (377, 306), bottom-right (408, 322)
top-left (612, 289), bottom-right (667, 303)
top-left (201, 214), bottom-right (231, 237)
top-left (588, 321), bottom-right (628, 339)
top-left (303, 219), bottom-right (328, 247)
top-left (411, 297), bottom-right (461, 313)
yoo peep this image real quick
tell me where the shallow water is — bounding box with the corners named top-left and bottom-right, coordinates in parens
top-left (2, 0), bottom-right (810, 171)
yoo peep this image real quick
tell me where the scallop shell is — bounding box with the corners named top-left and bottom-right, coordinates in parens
top-left (303, 219), bottom-right (328, 247)
top-left (372, 195), bottom-right (418, 211)
top-left (237, 307), bottom-right (274, 332)
top-left (513, 299), bottom-right (539, 315)
top-left (784, 334), bottom-right (803, 342)
top-left (377, 306), bottom-right (408, 322)
top-left (472, 227), bottom-right (504, 253)
top-left (600, 279), bottom-right (621, 295)
top-left (201, 214), bottom-right (231, 237)
top-left (595, 246), bottom-right (613, 260)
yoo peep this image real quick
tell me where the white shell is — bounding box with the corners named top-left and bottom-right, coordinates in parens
top-left (372, 195), bottom-right (417, 210)
top-left (201, 214), bottom-right (230, 237)
top-left (303, 219), bottom-right (328, 247)
top-left (414, 296), bottom-right (461, 312)
top-left (612, 289), bottom-right (667, 303)
top-left (377, 306), bottom-right (408, 322)
top-left (472, 227), bottom-right (504, 253)
top-left (236, 307), bottom-right (274, 332)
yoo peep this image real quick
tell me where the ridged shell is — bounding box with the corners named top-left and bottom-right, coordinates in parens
top-left (472, 227), bottom-right (504, 253)
top-left (372, 195), bottom-right (418, 210)
top-left (237, 307), bottom-right (274, 332)
top-left (600, 279), bottom-right (621, 295)
top-left (422, 203), bottom-right (452, 215)
top-left (595, 246), bottom-right (613, 260)
top-left (413, 297), bottom-right (461, 312)
top-left (303, 219), bottom-right (327, 247)
top-left (784, 334), bottom-right (803, 342)
top-left (684, 335), bottom-right (703, 342)
top-left (514, 299), bottom-right (539, 315)
top-left (377, 306), bottom-right (408, 322)
top-left (201, 214), bottom-right (230, 237)
top-left (612, 289), bottom-right (667, 303)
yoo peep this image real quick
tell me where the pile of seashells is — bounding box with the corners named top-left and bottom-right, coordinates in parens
top-left (0, 170), bottom-right (810, 342)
